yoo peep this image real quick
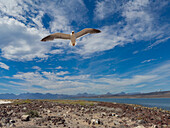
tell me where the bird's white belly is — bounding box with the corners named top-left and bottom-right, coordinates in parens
top-left (70, 34), bottom-right (76, 46)
top-left (70, 35), bottom-right (76, 43)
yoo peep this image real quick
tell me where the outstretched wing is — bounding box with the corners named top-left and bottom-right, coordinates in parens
top-left (41, 33), bottom-right (71, 41)
top-left (76, 28), bottom-right (101, 38)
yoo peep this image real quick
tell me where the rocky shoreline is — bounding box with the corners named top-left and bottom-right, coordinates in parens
top-left (0, 99), bottom-right (169, 128)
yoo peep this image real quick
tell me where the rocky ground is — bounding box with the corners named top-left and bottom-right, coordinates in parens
top-left (0, 99), bottom-right (169, 128)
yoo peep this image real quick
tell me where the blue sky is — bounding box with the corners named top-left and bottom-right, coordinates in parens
top-left (0, 0), bottom-right (169, 94)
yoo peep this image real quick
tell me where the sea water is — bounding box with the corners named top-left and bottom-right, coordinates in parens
top-left (75, 98), bottom-right (170, 110)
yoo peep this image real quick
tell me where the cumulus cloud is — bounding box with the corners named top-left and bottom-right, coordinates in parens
top-left (0, 0), bottom-right (87, 61)
top-left (0, 17), bottom-right (50, 61)
top-left (0, 62), bottom-right (9, 70)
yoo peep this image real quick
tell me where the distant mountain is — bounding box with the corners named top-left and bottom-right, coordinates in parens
top-left (0, 93), bottom-right (16, 99)
top-left (76, 93), bottom-right (96, 97)
top-left (105, 92), bottom-right (112, 95)
top-left (0, 92), bottom-right (95, 99)
top-left (127, 92), bottom-right (141, 95)
top-left (0, 91), bottom-right (169, 99)
top-left (0, 93), bottom-right (72, 99)
top-left (116, 92), bottom-right (126, 95)
top-left (91, 91), bottom-right (170, 98)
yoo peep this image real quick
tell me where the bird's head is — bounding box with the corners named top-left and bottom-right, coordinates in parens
top-left (71, 31), bottom-right (75, 34)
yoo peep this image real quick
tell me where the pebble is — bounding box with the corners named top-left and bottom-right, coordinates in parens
top-left (10, 119), bottom-right (15, 123)
top-left (21, 115), bottom-right (30, 121)
top-left (113, 121), bottom-right (120, 125)
top-left (137, 119), bottom-right (146, 124)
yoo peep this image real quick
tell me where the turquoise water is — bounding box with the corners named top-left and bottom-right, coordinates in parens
top-left (74, 98), bottom-right (170, 110)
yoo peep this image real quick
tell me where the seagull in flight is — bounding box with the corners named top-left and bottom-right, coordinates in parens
top-left (41, 28), bottom-right (101, 46)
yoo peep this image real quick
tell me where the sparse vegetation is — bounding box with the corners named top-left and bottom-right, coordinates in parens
top-left (26, 110), bottom-right (39, 118)
top-left (45, 99), bottom-right (97, 106)
top-left (13, 99), bottom-right (33, 105)
top-left (12, 99), bottom-right (97, 106)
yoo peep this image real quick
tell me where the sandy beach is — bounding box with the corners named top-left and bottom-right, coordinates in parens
top-left (0, 99), bottom-right (169, 128)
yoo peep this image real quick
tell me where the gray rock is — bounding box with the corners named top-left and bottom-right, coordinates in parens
top-left (10, 123), bottom-right (16, 127)
top-left (2, 117), bottom-right (10, 124)
top-left (21, 115), bottom-right (30, 121)
top-left (114, 108), bottom-right (123, 113)
top-left (0, 123), bottom-right (2, 127)
top-left (137, 119), bottom-right (146, 124)
top-left (47, 110), bottom-right (51, 113)
top-left (91, 119), bottom-right (101, 125)
top-left (7, 110), bottom-right (13, 115)
top-left (101, 112), bottom-right (106, 116)
top-left (153, 125), bottom-right (158, 128)
top-left (10, 120), bottom-right (15, 123)
top-left (109, 113), bottom-right (119, 117)
top-left (162, 125), bottom-right (169, 128)
top-left (119, 125), bottom-right (127, 128)
top-left (23, 107), bottom-right (27, 110)
top-left (135, 126), bottom-right (145, 128)
top-left (113, 121), bottom-right (120, 125)
top-left (109, 113), bottom-right (116, 116)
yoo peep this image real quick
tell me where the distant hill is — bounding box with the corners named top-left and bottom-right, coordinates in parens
top-left (0, 91), bottom-right (169, 99)
top-left (0, 93), bottom-right (72, 99)
top-left (92, 91), bottom-right (170, 98)
top-left (0, 92), bottom-right (96, 99)
top-left (76, 93), bottom-right (96, 97)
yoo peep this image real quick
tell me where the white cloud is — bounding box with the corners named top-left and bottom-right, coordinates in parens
top-left (0, 17), bottom-right (50, 61)
top-left (0, 0), bottom-right (168, 60)
top-left (145, 36), bottom-right (170, 50)
top-left (94, 0), bottom-right (123, 20)
top-left (3, 61), bottom-right (170, 94)
top-left (0, 0), bottom-right (87, 61)
top-left (0, 62), bottom-right (9, 70)
top-left (75, 0), bottom-right (151, 56)
top-left (82, 0), bottom-right (169, 57)
top-left (133, 51), bottom-right (139, 54)
top-left (95, 74), bottom-right (157, 87)
top-left (32, 66), bottom-right (41, 70)
top-left (74, 25), bottom-right (121, 56)
top-left (49, 49), bottom-right (63, 54)
top-left (141, 59), bottom-right (156, 63)
top-left (9, 71), bottom-right (91, 94)
top-left (149, 61), bottom-right (170, 78)
top-left (136, 84), bottom-right (146, 88)
top-left (56, 66), bottom-right (63, 69)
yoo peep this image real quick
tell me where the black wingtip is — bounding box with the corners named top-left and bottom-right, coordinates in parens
top-left (41, 35), bottom-right (50, 42)
top-left (93, 29), bottom-right (101, 33)
top-left (41, 37), bottom-right (46, 42)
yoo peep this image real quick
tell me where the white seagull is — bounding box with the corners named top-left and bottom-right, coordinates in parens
top-left (41, 28), bottom-right (101, 46)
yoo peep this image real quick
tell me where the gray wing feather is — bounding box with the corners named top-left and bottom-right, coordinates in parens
top-left (76, 28), bottom-right (101, 38)
top-left (41, 33), bottom-right (70, 41)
